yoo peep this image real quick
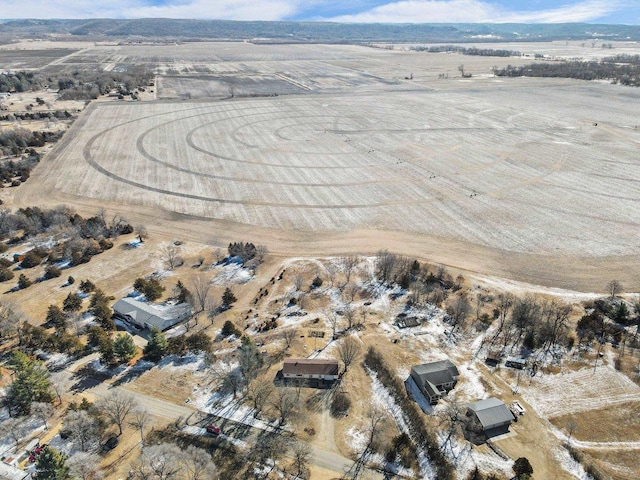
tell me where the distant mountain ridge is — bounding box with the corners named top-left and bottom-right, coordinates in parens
top-left (1, 18), bottom-right (640, 43)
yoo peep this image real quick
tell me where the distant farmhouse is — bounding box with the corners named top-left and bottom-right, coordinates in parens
top-left (409, 359), bottom-right (460, 404)
top-left (282, 359), bottom-right (340, 386)
top-left (113, 298), bottom-right (191, 331)
top-left (466, 397), bottom-right (515, 438)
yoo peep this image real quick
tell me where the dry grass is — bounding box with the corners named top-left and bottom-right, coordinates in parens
top-left (550, 401), bottom-right (640, 442)
top-left (587, 449), bottom-right (640, 480)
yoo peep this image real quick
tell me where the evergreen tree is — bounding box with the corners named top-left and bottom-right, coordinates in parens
top-left (98, 335), bottom-right (115, 365)
top-left (18, 273), bottom-right (32, 289)
top-left (62, 292), bottom-right (82, 313)
top-left (33, 446), bottom-right (70, 480)
top-left (46, 305), bottom-right (67, 332)
top-left (222, 287), bottom-right (237, 307)
top-left (513, 457), bottom-right (533, 479)
top-left (143, 327), bottom-right (167, 361)
top-left (5, 351), bottom-right (53, 415)
top-left (113, 333), bottom-right (137, 363)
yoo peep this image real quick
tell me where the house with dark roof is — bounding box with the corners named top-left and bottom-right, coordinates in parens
top-left (113, 298), bottom-right (191, 331)
top-left (409, 359), bottom-right (460, 404)
top-left (466, 397), bottom-right (515, 437)
top-left (282, 359), bottom-right (340, 382)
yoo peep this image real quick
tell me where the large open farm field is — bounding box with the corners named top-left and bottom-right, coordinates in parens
top-left (12, 41), bottom-right (640, 290)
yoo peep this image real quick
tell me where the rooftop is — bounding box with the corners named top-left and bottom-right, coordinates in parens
top-left (283, 358), bottom-right (339, 377)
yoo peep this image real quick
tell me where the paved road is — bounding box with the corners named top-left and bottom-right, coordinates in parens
top-left (59, 355), bottom-right (364, 477)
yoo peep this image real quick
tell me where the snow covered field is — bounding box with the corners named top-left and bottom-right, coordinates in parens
top-left (522, 366), bottom-right (640, 418)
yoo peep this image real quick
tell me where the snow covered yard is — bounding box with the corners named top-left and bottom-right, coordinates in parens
top-left (522, 365), bottom-right (640, 418)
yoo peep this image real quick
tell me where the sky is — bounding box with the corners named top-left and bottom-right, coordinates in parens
top-left (1, 0), bottom-right (639, 24)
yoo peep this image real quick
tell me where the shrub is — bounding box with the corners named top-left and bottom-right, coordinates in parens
top-left (20, 251), bottom-right (42, 268)
top-left (513, 457), bottom-right (533, 479)
top-left (311, 276), bottom-right (323, 289)
top-left (0, 242), bottom-right (7, 253)
top-left (0, 266), bottom-right (14, 282)
top-left (43, 265), bottom-right (62, 279)
top-left (18, 273), bottom-right (32, 289)
top-left (330, 392), bottom-right (351, 417)
top-left (0, 257), bottom-right (12, 268)
top-left (67, 276), bottom-right (75, 285)
top-left (79, 279), bottom-right (95, 293)
top-left (221, 320), bottom-right (241, 337)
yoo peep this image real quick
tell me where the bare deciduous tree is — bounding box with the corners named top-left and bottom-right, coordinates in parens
top-left (341, 256), bottom-right (359, 287)
top-left (375, 250), bottom-right (397, 284)
top-left (67, 452), bottom-right (104, 480)
top-left (162, 245), bottom-right (182, 270)
top-left (190, 274), bottom-right (212, 314)
top-left (182, 445), bottom-right (218, 480)
top-left (31, 401), bottom-right (55, 430)
top-left (0, 418), bottom-right (27, 447)
top-left (0, 301), bottom-right (23, 342)
top-left (326, 310), bottom-right (340, 339)
top-left (65, 410), bottom-right (101, 452)
top-left (134, 225), bottom-right (148, 243)
top-left (290, 443), bottom-right (311, 479)
top-left (282, 328), bottom-right (297, 350)
top-left (446, 294), bottom-right (471, 332)
top-left (129, 408), bottom-right (152, 442)
top-left (343, 305), bottom-right (356, 331)
top-left (246, 378), bottom-right (274, 416)
top-left (338, 336), bottom-right (361, 373)
top-left (566, 419), bottom-right (578, 442)
top-left (270, 388), bottom-right (298, 426)
top-left (134, 443), bottom-right (183, 480)
top-left (97, 390), bottom-right (138, 435)
top-left (607, 280), bottom-right (623, 299)
top-left (293, 273), bottom-right (304, 292)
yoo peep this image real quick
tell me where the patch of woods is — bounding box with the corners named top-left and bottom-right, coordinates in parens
top-left (0, 206), bottom-right (136, 289)
top-left (0, 128), bottom-right (62, 157)
top-left (495, 55), bottom-right (640, 86)
top-left (0, 68), bottom-right (154, 101)
top-left (56, 68), bottom-right (154, 101)
top-left (411, 45), bottom-right (521, 57)
top-left (0, 149), bottom-right (40, 187)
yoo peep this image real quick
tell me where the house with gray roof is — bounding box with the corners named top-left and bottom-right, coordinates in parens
top-left (466, 397), bottom-right (514, 437)
top-left (409, 359), bottom-right (460, 404)
top-left (113, 297), bottom-right (191, 331)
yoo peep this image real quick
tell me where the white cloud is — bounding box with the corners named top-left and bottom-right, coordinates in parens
top-left (123, 0), bottom-right (302, 21)
top-left (328, 0), bottom-right (622, 23)
top-left (0, 0), bottom-right (304, 20)
top-left (0, 0), bottom-right (624, 22)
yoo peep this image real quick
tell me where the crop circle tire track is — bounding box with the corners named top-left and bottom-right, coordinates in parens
top-left (84, 103), bottom-right (423, 209)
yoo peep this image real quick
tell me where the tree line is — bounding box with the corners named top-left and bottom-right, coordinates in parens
top-left (495, 55), bottom-right (640, 86)
top-left (412, 45), bottom-right (520, 57)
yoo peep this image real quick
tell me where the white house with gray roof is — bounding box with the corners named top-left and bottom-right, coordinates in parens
top-left (113, 298), bottom-right (191, 331)
top-left (409, 359), bottom-right (460, 404)
top-left (466, 397), bottom-right (515, 437)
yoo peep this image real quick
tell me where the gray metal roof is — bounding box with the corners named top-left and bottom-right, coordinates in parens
top-left (411, 360), bottom-right (459, 387)
top-left (113, 297), bottom-right (190, 331)
top-left (468, 397), bottom-right (514, 430)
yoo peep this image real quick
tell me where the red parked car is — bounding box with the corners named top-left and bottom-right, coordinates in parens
top-left (205, 425), bottom-right (221, 436)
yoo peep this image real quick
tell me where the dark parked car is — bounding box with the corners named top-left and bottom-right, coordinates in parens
top-left (103, 436), bottom-right (119, 451)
